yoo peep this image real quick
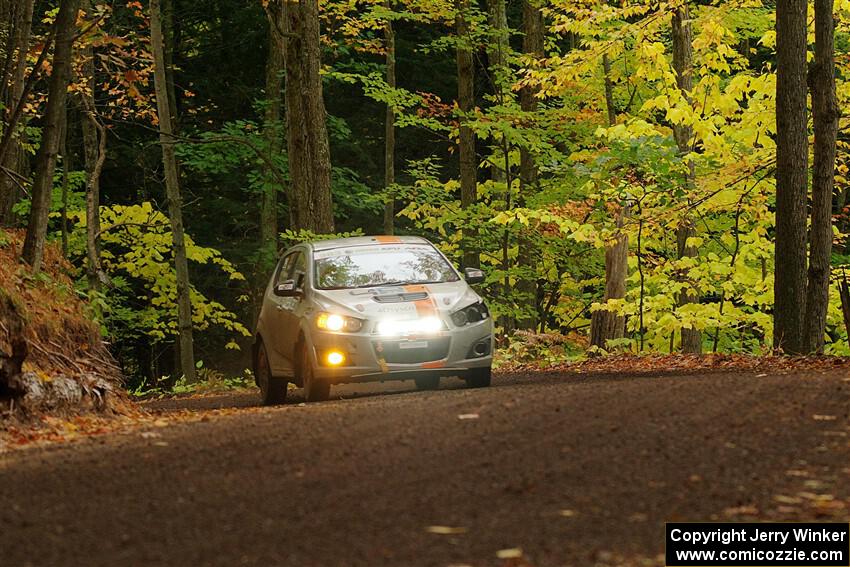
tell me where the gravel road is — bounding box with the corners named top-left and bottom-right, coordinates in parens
top-left (2, 370), bottom-right (849, 566)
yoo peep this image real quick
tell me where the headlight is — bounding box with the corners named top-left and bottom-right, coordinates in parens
top-left (451, 301), bottom-right (489, 327)
top-left (316, 312), bottom-right (362, 333)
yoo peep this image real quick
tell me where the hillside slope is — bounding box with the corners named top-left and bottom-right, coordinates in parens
top-left (0, 230), bottom-right (123, 415)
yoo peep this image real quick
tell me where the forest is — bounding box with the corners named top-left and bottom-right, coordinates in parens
top-left (0, 0), bottom-right (845, 389)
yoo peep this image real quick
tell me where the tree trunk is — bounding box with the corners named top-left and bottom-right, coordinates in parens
top-left (456, 0), bottom-right (478, 269)
top-left (590, 209), bottom-right (629, 349)
top-left (83, 107), bottom-right (107, 293)
top-left (59, 109), bottom-right (69, 257)
top-left (262, 0), bottom-right (283, 260)
top-left (21, 0), bottom-right (80, 271)
top-left (0, 0), bottom-right (33, 226)
top-left (805, 0), bottom-right (840, 353)
top-left (774, 0), bottom-right (809, 354)
top-left (80, 0), bottom-right (107, 293)
top-left (383, 0), bottom-right (396, 236)
top-left (281, 0), bottom-right (308, 231)
top-left (301, 0), bottom-right (334, 233)
top-left (163, 0), bottom-right (179, 132)
top-left (671, 5), bottom-right (701, 354)
top-left (281, 0), bottom-right (334, 234)
top-left (486, 0), bottom-right (508, 91)
top-left (590, 62), bottom-right (628, 350)
top-left (151, 0), bottom-right (196, 382)
top-left (516, 0), bottom-right (543, 330)
top-left (602, 53), bottom-right (616, 126)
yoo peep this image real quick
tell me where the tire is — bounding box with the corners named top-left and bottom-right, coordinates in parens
top-left (414, 374), bottom-right (440, 391)
top-left (465, 366), bottom-right (491, 389)
top-left (298, 341), bottom-right (330, 402)
top-left (256, 341), bottom-right (287, 405)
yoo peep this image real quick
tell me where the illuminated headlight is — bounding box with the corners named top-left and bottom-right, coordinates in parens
top-left (316, 312), bottom-right (362, 333)
top-left (451, 301), bottom-right (489, 327)
top-left (376, 316), bottom-right (443, 336)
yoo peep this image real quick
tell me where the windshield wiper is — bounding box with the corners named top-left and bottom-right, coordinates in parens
top-left (381, 280), bottom-right (446, 287)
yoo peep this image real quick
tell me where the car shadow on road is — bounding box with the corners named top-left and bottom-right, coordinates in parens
top-left (142, 377), bottom-right (473, 413)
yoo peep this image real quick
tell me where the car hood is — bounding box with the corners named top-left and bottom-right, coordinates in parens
top-left (312, 280), bottom-right (480, 321)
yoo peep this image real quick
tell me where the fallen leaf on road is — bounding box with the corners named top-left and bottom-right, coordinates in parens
top-left (140, 431), bottom-right (161, 439)
top-left (558, 509), bottom-right (576, 517)
top-left (153, 419), bottom-right (169, 427)
top-left (723, 505), bottom-right (759, 517)
top-left (813, 415), bottom-right (837, 421)
top-left (496, 548), bottom-right (523, 559)
top-left (458, 413), bottom-right (479, 420)
top-left (426, 525), bottom-right (467, 535)
top-left (773, 495), bottom-right (802, 505)
top-left (798, 491), bottom-right (834, 501)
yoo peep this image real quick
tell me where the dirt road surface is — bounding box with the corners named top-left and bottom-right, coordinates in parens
top-left (2, 370), bottom-right (850, 566)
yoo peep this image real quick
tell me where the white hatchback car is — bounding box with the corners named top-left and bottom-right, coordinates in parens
top-left (253, 236), bottom-right (493, 404)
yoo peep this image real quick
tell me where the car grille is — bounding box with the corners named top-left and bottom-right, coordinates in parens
top-left (374, 337), bottom-right (450, 364)
top-left (372, 292), bottom-right (429, 303)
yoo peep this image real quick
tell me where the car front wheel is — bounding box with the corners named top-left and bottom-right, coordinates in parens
top-left (256, 341), bottom-right (287, 405)
top-left (298, 342), bottom-right (330, 402)
top-left (464, 366), bottom-right (491, 389)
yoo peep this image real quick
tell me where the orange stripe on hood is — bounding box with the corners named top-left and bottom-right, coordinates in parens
top-left (405, 285), bottom-right (436, 318)
top-left (374, 236), bottom-right (402, 243)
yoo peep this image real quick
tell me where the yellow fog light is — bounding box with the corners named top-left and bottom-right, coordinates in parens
top-left (326, 350), bottom-right (346, 366)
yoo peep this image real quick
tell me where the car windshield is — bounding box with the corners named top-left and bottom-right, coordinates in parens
top-left (314, 244), bottom-right (460, 290)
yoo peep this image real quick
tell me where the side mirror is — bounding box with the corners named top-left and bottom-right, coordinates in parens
top-left (274, 280), bottom-right (301, 297)
top-left (463, 267), bottom-right (485, 284)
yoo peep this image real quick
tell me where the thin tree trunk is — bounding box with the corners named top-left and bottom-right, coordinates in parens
top-left (486, 0), bottom-right (508, 91)
top-left (839, 272), bottom-right (850, 348)
top-left (602, 53), bottom-right (616, 126)
top-left (383, 0), bottom-right (396, 235)
top-left (59, 110), bottom-right (69, 256)
top-left (151, 0), bottom-right (196, 382)
top-left (163, 0), bottom-right (179, 132)
top-left (671, 5), bottom-right (701, 353)
top-left (774, 0), bottom-right (809, 354)
top-left (0, 0), bottom-right (33, 226)
top-left (21, 0), bottom-right (80, 271)
top-left (516, 0), bottom-right (543, 330)
top-left (83, 108), bottom-right (107, 293)
top-left (805, 0), bottom-right (840, 353)
top-left (456, 0), bottom-right (478, 269)
top-left (590, 209), bottom-right (629, 349)
top-left (590, 62), bottom-right (628, 350)
top-left (78, 0), bottom-right (106, 292)
top-left (487, 0), bottom-right (511, 329)
top-left (262, 0), bottom-right (283, 260)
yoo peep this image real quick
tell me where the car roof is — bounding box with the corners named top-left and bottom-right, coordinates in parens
top-left (308, 235), bottom-right (432, 252)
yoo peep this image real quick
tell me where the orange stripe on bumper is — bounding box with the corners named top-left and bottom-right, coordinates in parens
top-left (421, 360), bottom-right (446, 369)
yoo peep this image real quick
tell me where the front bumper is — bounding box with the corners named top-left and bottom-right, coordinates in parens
top-left (306, 320), bottom-right (493, 383)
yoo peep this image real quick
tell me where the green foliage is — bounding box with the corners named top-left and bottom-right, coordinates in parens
top-left (66, 202), bottom-right (251, 346)
top-left (129, 366), bottom-right (256, 398)
top-left (12, 169), bottom-right (87, 218)
top-left (279, 228), bottom-right (365, 248)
